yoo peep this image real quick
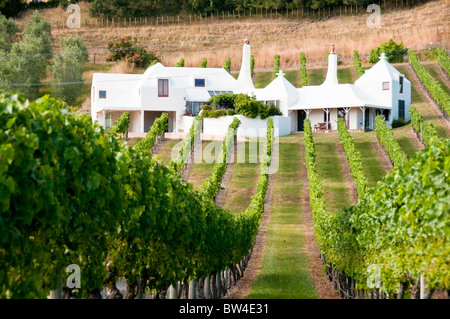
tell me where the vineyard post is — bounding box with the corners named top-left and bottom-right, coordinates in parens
top-left (188, 279), bottom-right (197, 299)
top-left (203, 275), bottom-right (211, 298)
top-left (168, 284), bottom-right (178, 299)
top-left (49, 281), bottom-right (63, 299)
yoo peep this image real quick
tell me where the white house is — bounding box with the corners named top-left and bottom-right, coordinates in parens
top-left (91, 41), bottom-right (410, 134)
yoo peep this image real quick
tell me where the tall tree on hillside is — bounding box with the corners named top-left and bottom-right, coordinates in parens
top-left (0, 0), bottom-right (26, 18)
top-left (0, 36), bottom-right (47, 100)
top-left (0, 14), bottom-right (20, 52)
top-left (50, 37), bottom-right (88, 105)
top-left (22, 10), bottom-right (53, 68)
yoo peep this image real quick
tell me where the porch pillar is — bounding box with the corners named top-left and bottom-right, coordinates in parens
top-left (324, 108), bottom-right (330, 130)
top-left (305, 109), bottom-right (311, 119)
top-left (359, 106), bottom-right (366, 131)
top-left (140, 110), bottom-right (145, 133)
top-left (344, 107), bottom-right (350, 129)
top-left (102, 110), bottom-right (106, 129)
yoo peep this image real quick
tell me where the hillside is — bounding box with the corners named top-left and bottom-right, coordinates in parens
top-left (14, 0), bottom-right (450, 71)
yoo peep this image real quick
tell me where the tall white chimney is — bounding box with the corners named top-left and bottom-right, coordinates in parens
top-left (322, 44), bottom-right (339, 86)
top-left (235, 39), bottom-right (255, 93)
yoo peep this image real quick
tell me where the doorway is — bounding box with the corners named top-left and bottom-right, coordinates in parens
top-left (297, 110), bottom-right (306, 131)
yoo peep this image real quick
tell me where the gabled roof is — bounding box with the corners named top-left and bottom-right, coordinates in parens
top-left (356, 53), bottom-right (404, 84)
top-left (263, 71), bottom-right (299, 107)
top-left (291, 83), bottom-right (389, 110)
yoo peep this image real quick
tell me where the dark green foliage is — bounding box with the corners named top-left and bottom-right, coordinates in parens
top-left (369, 39), bottom-right (406, 64)
top-left (135, 112), bottom-right (168, 153)
top-left (0, 0), bottom-right (26, 18)
top-left (108, 112), bottom-right (130, 135)
top-left (0, 14), bottom-right (20, 52)
top-left (250, 55), bottom-right (255, 78)
top-left (200, 58), bottom-right (207, 68)
top-left (205, 93), bottom-right (282, 119)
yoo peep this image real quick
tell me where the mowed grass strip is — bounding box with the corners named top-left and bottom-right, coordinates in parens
top-left (221, 140), bottom-right (260, 213)
top-left (186, 140), bottom-right (223, 189)
top-left (350, 134), bottom-right (390, 187)
top-left (313, 135), bottom-right (351, 212)
top-left (391, 124), bottom-right (421, 158)
top-left (246, 142), bottom-right (317, 299)
top-left (153, 138), bottom-right (182, 165)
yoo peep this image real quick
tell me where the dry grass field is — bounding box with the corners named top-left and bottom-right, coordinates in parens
top-left (14, 0), bottom-right (450, 71)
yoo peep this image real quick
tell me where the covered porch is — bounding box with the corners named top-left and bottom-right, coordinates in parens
top-left (290, 106), bottom-right (391, 132)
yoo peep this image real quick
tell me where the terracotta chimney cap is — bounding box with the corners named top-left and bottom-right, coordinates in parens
top-left (330, 44), bottom-right (336, 54)
top-left (244, 38), bottom-right (250, 45)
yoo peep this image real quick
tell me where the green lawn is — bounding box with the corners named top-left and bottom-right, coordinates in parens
top-left (152, 138), bottom-right (182, 165)
top-left (221, 140), bottom-right (260, 213)
top-left (391, 124), bottom-right (421, 158)
top-left (313, 136), bottom-right (351, 212)
top-left (186, 140), bottom-right (223, 189)
top-left (246, 142), bottom-right (317, 299)
top-left (254, 71), bottom-right (273, 88)
top-left (350, 135), bottom-right (389, 187)
top-left (307, 68), bottom-right (326, 86)
top-left (284, 70), bottom-right (299, 87)
top-left (337, 67), bottom-right (354, 84)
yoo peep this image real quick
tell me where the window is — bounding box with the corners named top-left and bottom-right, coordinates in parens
top-left (399, 76), bottom-right (404, 94)
top-left (99, 90), bottom-right (107, 99)
top-left (105, 114), bottom-right (112, 129)
top-left (195, 79), bottom-right (205, 87)
top-left (382, 82), bottom-right (390, 90)
top-left (398, 100), bottom-right (405, 120)
top-left (193, 102), bottom-right (205, 115)
top-left (158, 79), bottom-right (169, 97)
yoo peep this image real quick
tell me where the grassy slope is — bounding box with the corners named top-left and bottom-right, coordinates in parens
top-left (221, 140), bottom-right (260, 213)
top-left (186, 140), bottom-right (222, 189)
top-left (246, 141), bottom-right (316, 299)
top-left (313, 134), bottom-right (350, 212)
top-left (423, 62), bottom-right (450, 96)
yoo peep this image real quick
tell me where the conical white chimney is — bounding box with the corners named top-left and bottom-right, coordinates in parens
top-left (322, 44), bottom-right (339, 86)
top-left (235, 39), bottom-right (255, 93)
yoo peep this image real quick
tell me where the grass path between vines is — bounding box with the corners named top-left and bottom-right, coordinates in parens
top-left (246, 139), bottom-right (317, 298)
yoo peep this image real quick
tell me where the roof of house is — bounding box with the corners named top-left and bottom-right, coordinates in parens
top-left (355, 53), bottom-right (409, 84)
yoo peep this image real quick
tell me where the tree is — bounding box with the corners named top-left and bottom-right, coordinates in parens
top-left (200, 58), bottom-right (207, 68)
top-left (0, 14), bottom-right (20, 52)
top-left (107, 36), bottom-right (159, 68)
top-left (50, 37), bottom-right (88, 105)
top-left (369, 39), bottom-right (406, 64)
top-left (22, 10), bottom-right (53, 66)
top-left (0, 0), bottom-right (26, 18)
top-left (0, 36), bottom-right (47, 100)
